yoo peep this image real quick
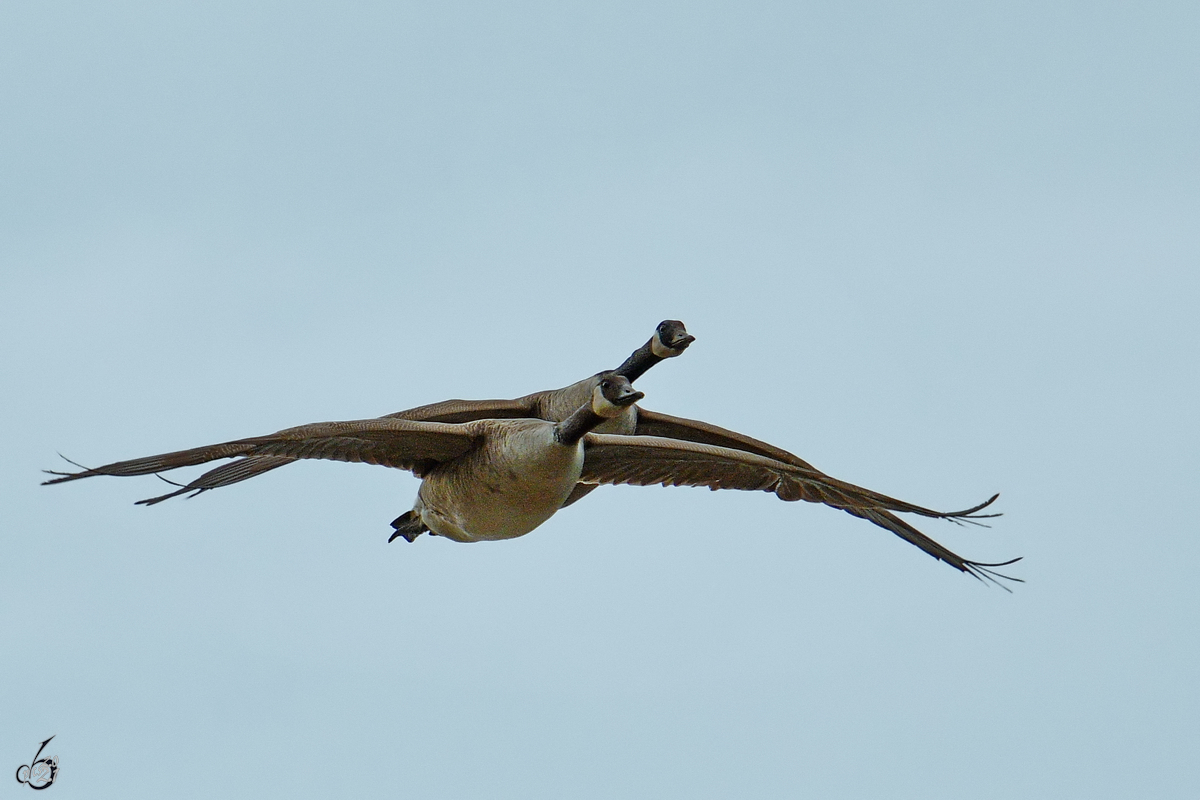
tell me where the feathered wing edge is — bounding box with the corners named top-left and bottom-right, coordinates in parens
top-left (42, 418), bottom-right (480, 502)
top-left (634, 408), bottom-right (1000, 521)
top-left (580, 433), bottom-right (1020, 587)
top-left (104, 399), bottom-right (539, 503)
top-left (848, 507), bottom-right (1022, 590)
top-left (136, 455), bottom-right (299, 505)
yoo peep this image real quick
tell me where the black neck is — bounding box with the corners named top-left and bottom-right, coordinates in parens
top-left (554, 405), bottom-right (608, 446)
top-left (614, 338), bottom-right (660, 382)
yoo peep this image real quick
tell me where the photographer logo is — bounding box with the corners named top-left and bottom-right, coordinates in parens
top-left (15, 736), bottom-right (58, 791)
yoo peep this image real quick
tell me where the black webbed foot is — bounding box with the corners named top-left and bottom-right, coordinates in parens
top-left (388, 510), bottom-right (429, 543)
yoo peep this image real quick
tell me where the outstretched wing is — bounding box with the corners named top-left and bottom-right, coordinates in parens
top-left (580, 433), bottom-right (1018, 585)
top-left (44, 419), bottom-right (479, 501)
top-left (633, 408), bottom-right (996, 521)
top-left (109, 399), bottom-right (540, 502)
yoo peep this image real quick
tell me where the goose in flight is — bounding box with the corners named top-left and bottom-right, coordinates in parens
top-left (43, 372), bottom-right (1019, 586)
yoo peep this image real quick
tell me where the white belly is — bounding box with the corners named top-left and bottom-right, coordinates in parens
top-left (415, 421), bottom-right (584, 542)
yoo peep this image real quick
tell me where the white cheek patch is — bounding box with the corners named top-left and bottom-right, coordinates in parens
top-left (650, 334), bottom-right (675, 359)
top-left (592, 386), bottom-right (624, 418)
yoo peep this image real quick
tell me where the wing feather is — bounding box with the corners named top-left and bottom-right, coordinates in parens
top-left (633, 408), bottom-right (997, 520)
top-left (581, 433), bottom-right (1019, 585)
top-left (43, 419), bottom-right (479, 492)
top-left (136, 398), bottom-right (542, 500)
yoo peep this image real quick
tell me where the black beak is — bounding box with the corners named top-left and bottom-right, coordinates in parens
top-left (617, 390), bottom-right (645, 407)
top-left (668, 333), bottom-right (696, 351)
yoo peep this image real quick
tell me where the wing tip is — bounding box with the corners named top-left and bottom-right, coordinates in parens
top-left (41, 454), bottom-right (98, 485)
top-left (962, 555), bottom-right (1024, 592)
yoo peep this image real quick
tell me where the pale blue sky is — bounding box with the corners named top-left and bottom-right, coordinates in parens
top-left (3, 2), bottom-right (1198, 797)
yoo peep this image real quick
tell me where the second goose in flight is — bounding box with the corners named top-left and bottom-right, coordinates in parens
top-left (134, 320), bottom-right (697, 510)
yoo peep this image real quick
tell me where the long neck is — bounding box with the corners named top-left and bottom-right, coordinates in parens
top-left (554, 404), bottom-right (608, 446)
top-left (614, 338), bottom-right (661, 382)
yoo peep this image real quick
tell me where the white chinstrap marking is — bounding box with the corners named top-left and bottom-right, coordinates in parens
top-left (591, 383), bottom-right (626, 418)
top-left (650, 332), bottom-right (675, 358)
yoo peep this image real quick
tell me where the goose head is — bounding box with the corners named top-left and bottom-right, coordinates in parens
top-left (592, 372), bottom-right (645, 418)
top-left (614, 320), bottom-right (695, 382)
top-left (555, 372), bottom-right (643, 444)
top-left (650, 319), bottom-right (696, 359)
